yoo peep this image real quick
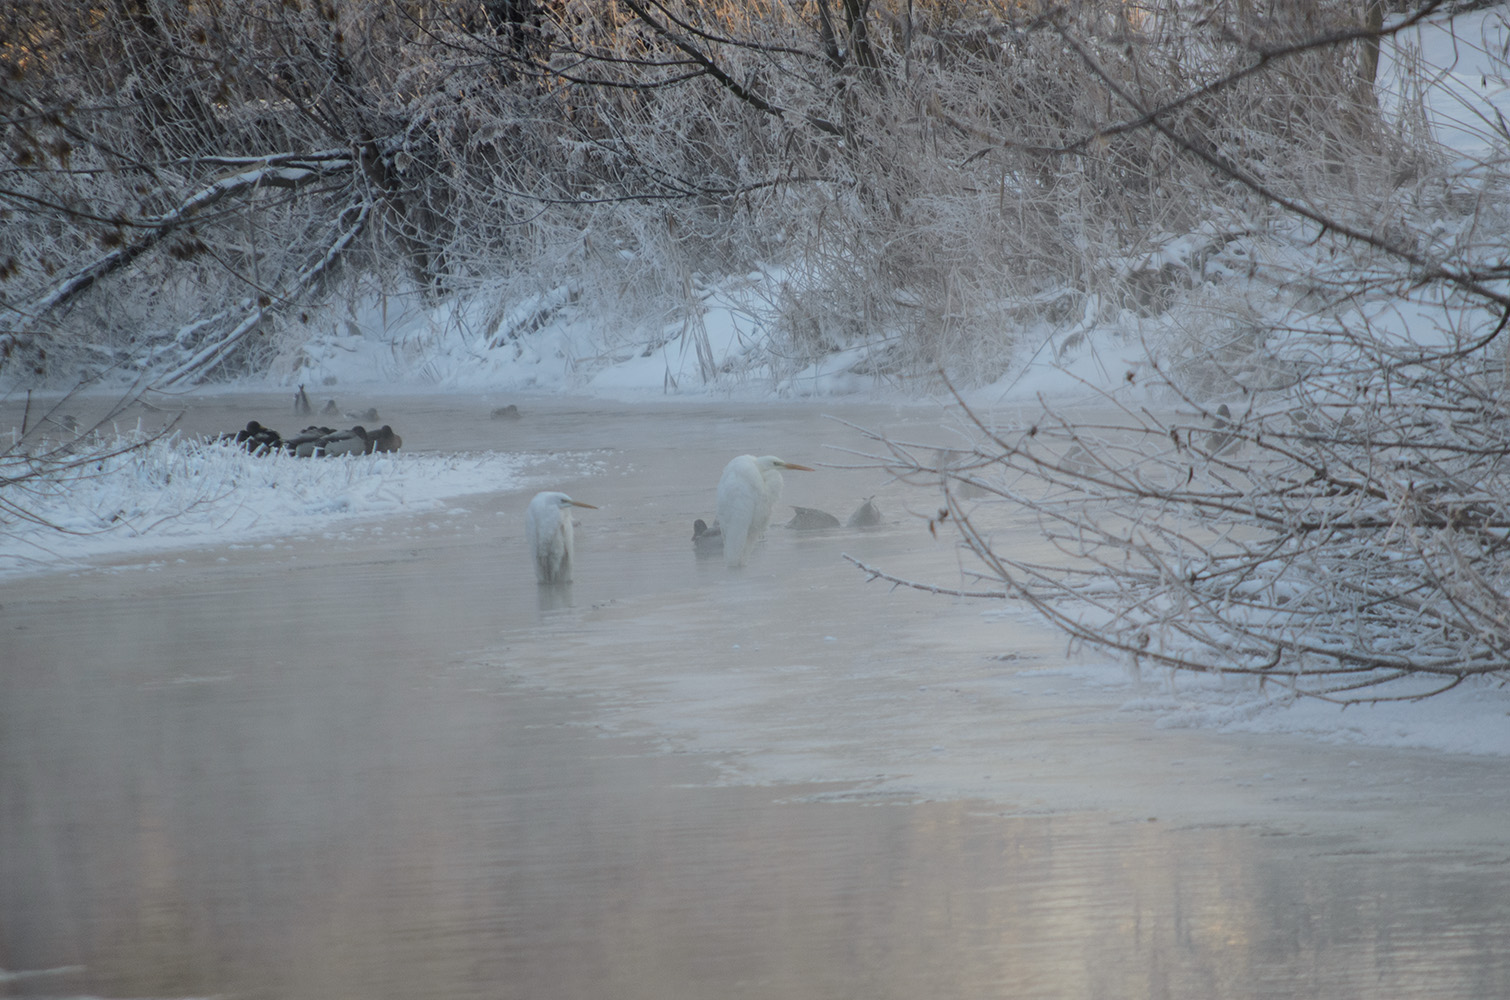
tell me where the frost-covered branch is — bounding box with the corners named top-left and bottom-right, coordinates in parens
top-left (1043, 3), bottom-right (1510, 310)
top-left (157, 198), bottom-right (372, 386)
top-left (5, 0), bottom-right (1508, 391)
top-left (0, 380), bottom-right (179, 537)
top-left (15, 153), bottom-right (356, 329)
top-left (850, 340), bottom-right (1510, 702)
top-left (820, 2), bottom-right (1510, 704)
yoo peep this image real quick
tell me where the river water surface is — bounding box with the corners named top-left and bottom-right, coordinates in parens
top-left (3, 393), bottom-right (1508, 999)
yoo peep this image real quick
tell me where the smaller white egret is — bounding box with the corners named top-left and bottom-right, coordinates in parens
top-left (526, 491), bottom-right (598, 584)
top-left (716, 455), bottom-right (814, 567)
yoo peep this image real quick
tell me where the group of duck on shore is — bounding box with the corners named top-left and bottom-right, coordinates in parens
top-left (216, 385), bottom-right (402, 457)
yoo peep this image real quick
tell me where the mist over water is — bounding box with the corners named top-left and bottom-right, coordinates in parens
top-left (3, 394), bottom-right (1509, 999)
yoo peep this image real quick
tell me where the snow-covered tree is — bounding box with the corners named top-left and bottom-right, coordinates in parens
top-left (849, 1), bottom-right (1510, 702)
top-left (2, 0), bottom-right (1435, 386)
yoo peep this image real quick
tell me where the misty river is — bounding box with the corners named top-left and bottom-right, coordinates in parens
top-left (3, 393), bottom-right (1509, 999)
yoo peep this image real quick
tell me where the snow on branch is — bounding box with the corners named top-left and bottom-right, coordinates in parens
top-left (846, 347), bottom-right (1510, 703)
top-left (157, 198), bottom-right (372, 386)
top-left (0, 380), bottom-right (179, 540)
top-left (19, 154), bottom-right (356, 328)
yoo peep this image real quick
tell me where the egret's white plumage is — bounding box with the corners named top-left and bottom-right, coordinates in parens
top-left (716, 455), bottom-right (814, 567)
top-left (525, 491), bottom-right (597, 584)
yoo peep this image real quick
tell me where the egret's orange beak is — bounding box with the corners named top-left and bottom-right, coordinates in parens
top-left (780, 463), bottom-right (815, 472)
top-left (570, 500), bottom-right (599, 509)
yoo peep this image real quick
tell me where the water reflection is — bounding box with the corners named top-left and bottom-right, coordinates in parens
top-left (5, 678), bottom-right (1509, 1000)
top-left (2, 395), bottom-right (1508, 1000)
top-left (537, 581), bottom-right (575, 613)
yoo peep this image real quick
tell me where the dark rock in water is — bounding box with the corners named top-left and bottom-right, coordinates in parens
top-left (846, 497), bottom-right (883, 528)
top-left (346, 406), bottom-right (379, 421)
top-left (491, 404), bottom-right (521, 420)
top-left (294, 385), bottom-right (312, 415)
top-left (692, 518), bottom-right (722, 557)
top-left (321, 399), bottom-right (339, 415)
top-left (365, 425), bottom-right (403, 454)
top-left (785, 505), bottom-right (840, 530)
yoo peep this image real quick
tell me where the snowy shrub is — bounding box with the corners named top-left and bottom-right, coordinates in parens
top-left (835, 2), bottom-right (1510, 699)
top-left (0, 0), bottom-right (1454, 389)
top-left (849, 272), bottom-right (1510, 702)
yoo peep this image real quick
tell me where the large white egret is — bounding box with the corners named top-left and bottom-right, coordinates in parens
top-left (716, 455), bottom-right (814, 567)
top-left (525, 491), bottom-right (598, 584)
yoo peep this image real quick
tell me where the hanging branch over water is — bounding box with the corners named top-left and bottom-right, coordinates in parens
top-left (845, 339), bottom-right (1510, 703)
top-left (15, 152), bottom-right (357, 327)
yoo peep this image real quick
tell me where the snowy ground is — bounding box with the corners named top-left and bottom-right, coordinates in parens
top-left (0, 433), bottom-right (556, 577)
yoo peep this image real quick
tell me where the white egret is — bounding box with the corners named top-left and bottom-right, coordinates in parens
top-left (716, 455), bottom-right (814, 567)
top-left (526, 491), bottom-right (598, 584)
